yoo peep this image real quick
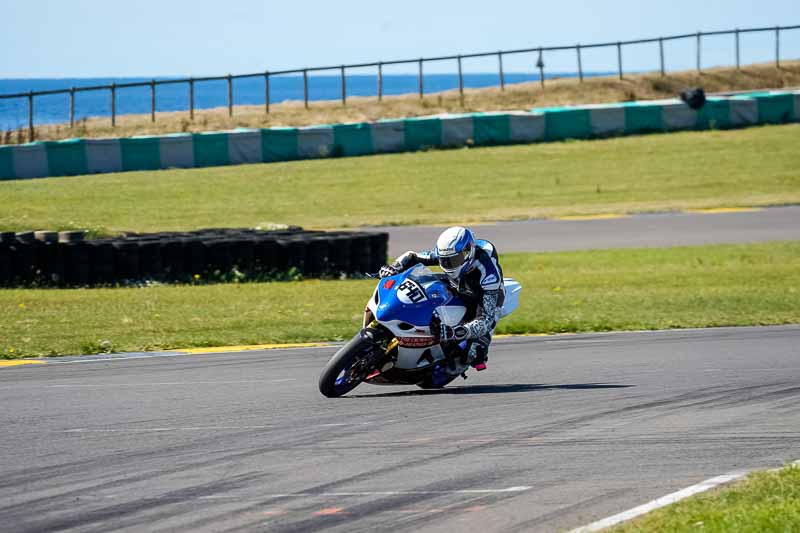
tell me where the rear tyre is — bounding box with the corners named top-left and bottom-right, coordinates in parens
top-left (318, 330), bottom-right (381, 398)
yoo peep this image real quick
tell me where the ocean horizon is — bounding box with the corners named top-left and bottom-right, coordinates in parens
top-left (0, 72), bottom-right (614, 131)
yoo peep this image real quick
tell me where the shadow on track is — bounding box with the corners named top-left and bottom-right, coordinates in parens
top-left (350, 382), bottom-right (632, 398)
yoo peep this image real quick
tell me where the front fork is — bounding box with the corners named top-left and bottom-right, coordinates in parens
top-left (361, 323), bottom-right (397, 375)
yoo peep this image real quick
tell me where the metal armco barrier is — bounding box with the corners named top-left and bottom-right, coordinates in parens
top-left (0, 229), bottom-right (389, 287)
top-left (1, 23), bottom-right (797, 141)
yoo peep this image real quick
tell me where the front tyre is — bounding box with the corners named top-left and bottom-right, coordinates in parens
top-left (318, 330), bottom-right (381, 398)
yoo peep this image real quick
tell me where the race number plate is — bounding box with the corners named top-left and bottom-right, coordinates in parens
top-left (397, 279), bottom-right (427, 304)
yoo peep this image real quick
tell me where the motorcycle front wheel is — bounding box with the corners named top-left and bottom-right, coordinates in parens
top-left (318, 329), bottom-right (382, 398)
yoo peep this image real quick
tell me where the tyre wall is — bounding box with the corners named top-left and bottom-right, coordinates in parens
top-left (0, 229), bottom-right (389, 287)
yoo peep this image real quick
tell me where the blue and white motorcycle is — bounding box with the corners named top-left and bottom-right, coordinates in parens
top-left (318, 264), bottom-right (522, 397)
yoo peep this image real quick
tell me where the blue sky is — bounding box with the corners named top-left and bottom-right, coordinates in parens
top-left (2, 0), bottom-right (798, 78)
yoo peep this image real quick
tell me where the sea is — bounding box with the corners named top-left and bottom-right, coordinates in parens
top-left (0, 72), bottom-right (609, 131)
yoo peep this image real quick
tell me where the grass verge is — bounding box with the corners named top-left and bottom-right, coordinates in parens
top-left (5, 61), bottom-right (799, 143)
top-left (2, 124), bottom-right (800, 234)
top-left (1, 241), bottom-right (798, 359)
top-left (609, 462), bottom-right (800, 532)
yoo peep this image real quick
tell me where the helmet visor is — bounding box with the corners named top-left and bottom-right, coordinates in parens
top-left (439, 249), bottom-right (471, 272)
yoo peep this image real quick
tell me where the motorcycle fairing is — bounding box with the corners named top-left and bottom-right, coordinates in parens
top-left (366, 265), bottom-right (468, 371)
top-left (368, 265), bottom-right (467, 338)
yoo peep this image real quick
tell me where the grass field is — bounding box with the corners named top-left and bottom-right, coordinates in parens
top-left (2, 124), bottom-right (799, 235)
top-left (610, 462), bottom-right (800, 532)
top-left (5, 61), bottom-right (799, 143)
top-left (1, 242), bottom-right (798, 359)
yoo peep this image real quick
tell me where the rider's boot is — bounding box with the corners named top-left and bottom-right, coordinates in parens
top-left (469, 335), bottom-right (491, 371)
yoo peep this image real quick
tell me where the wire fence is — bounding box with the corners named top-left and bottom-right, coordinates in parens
top-left (2, 23), bottom-right (799, 141)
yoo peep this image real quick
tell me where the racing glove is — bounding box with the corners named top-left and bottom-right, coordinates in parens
top-left (379, 265), bottom-right (399, 278)
top-left (440, 324), bottom-right (468, 342)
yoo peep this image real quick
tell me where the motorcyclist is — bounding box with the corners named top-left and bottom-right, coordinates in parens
top-left (379, 226), bottom-right (504, 372)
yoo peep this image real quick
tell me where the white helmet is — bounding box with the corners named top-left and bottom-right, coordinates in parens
top-left (435, 226), bottom-right (476, 281)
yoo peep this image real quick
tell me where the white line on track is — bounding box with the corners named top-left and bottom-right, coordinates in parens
top-left (569, 471), bottom-right (749, 532)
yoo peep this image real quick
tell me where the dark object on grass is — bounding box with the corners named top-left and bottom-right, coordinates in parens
top-left (113, 241), bottom-right (140, 280)
top-left (680, 87), bottom-right (706, 110)
top-left (137, 240), bottom-right (163, 278)
top-left (183, 239), bottom-right (205, 277)
top-left (88, 241), bottom-right (115, 284)
top-left (327, 234), bottom-right (353, 274)
top-left (349, 233), bottom-right (372, 274)
top-left (2, 228), bottom-right (388, 286)
top-left (367, 232), bottom-right (389, 273)
top-left (58, 231), bottom-right (85, 243)
top-left (276, 238), bottom-right (307, 272)
top-left (160, 239), bottom-right (186, 279)
top-left (305, 236), bottom-right (331, 277)
top-left (252, 236), bottom-right (277, 273)
top-left (11, 242), bottom-right (34, 282)
top-left (15, 232), bottom-right (35, 244)
top-left (36, 241), bottom-right (64, 284)
top-left (0, 243), bottom-right (12, 285)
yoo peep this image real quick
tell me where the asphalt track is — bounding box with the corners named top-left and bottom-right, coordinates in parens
top-left (2, 325), bottom-right (799, 532)
top-left (373, 206), bottom-right (800, 257)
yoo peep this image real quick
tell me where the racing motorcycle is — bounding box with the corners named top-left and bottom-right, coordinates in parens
top-left (318, 264), bottom-right (522, 397)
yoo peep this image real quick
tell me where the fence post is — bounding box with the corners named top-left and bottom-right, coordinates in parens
top-left (418, 58), bottom-right (424, 98)
top-left (696, 31), bottom-right (702, 72)
top-left (457, 55), bottom-right (464, 106)
top-left (659, 38), bottom-right (665, 76)
top-left (536, 48), bottom-right (545, 88)
top-left (735, 28), bottom-right (740, 70)
top-left (775, 26), bottom-right (780, 68)
top-left (189, 78), bottom-right (195, 120)
top-left (498, 52), bottom-right (505, 90)
top-left (227, 74), bottom-right (233, 117)
top-left (111, 83), bottom-right (116, 128)
top-left (69, 87), bottom-right (75, 128)
top-left (617, 42), bottom-right (623, 79)
top-left (264, 71), bottom-right (270, 114)
top-left (377, 62), bottom-right (383, 101)
top-left (303, 69), bottom-right (309, 109)
top-left (576, 44), bottom-right (583, 82)
top-left (340, 65), bottom-right (346, 106)
top-left (150, 80), bottom-right (156, 123)
top-left (27, 91), bottom-right (34, 142)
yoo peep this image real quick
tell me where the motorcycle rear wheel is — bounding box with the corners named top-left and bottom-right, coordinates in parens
top-left (318, 330), bottom-right (381, 398)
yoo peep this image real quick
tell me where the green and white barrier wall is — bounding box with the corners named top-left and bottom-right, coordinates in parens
top-left (1, 90), bottom-right (797, 180)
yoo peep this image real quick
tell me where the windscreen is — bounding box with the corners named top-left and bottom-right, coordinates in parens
top-left (406, 265), bottom-right (452, 302)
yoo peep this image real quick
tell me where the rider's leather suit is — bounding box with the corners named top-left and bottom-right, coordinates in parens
top-left (389, 239), bottom-right (504, 361)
